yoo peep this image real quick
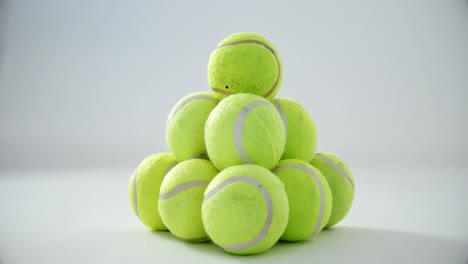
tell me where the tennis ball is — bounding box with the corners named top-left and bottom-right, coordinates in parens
top-left (274, 98), bottom-right (317, 162)
top-left (205, 93), bottom-right (286, 171)
top-left (310, 152), bottom-right (355, 227)
top-left (202, 164), bottom-right (289, 255)
top-left (273, 159), bottom-right (332, 241)
top-left (208, 32), bottom-right (283, 100)
top-left (158, 159), bottom-right (218, 241)
top-left (166, 92), bottom-right (219, 161)
top-left (128, 153), bottom-right (177, 230)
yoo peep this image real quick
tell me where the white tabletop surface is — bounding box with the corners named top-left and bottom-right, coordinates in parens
top-left (1, 166), bottom-right (467, 264)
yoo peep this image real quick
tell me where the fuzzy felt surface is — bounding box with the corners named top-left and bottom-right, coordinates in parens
top-left (202, 164), bottom-right (289, 255)
top-left (128, 153), bottom-right (177, 230)
top-left (158, 159), bottom-right (218, 241)
top-left (274, 159), bottom-right (332, 241)
top-left (310, 152), bottom-right (355, 227)
top-left (205, 93), bottom-right (285, 170)
top-left (275, 98), bottom-right (317, 162)
top-left (166, 91), bottom-right (219, 162)
top-left (208, 32), bottom-right (283, 100)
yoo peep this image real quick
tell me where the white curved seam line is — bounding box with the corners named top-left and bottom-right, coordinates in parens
top-left (316, 153), bottom-right (354, 189)
top-left (204, 112), bottom-right (213, 155)
top-left (274, 99), bottom-right (288, 138)
top-left (156, 161), bottom-right (177, 214)
top-left (233, 101), bottom-right (273, 164)
top-left (274, 164), bottom-right (325, 237)
top-left (167, 95), bottom-right (218, 125)
top-left (204, 175), bottom-right (273, 251)
top-left (159, 180), bottom-right (209, 200)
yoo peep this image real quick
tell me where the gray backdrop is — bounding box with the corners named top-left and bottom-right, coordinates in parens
top-left (1, 2), bottom-right (468, 263)
top-left (1, 0), bottom-right (467, 170)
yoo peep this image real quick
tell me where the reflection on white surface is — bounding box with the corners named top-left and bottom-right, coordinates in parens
top-left (0, 168), bottom-right (467, 263)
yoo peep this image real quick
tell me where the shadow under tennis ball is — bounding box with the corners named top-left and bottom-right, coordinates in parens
top-left (170, 226), bottom-right (467, 263)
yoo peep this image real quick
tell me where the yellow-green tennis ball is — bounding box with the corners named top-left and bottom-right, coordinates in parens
top-left (166, 92), bottom-right (219, 161)
top-left (128, 153), bottom-right (177, 230)
top-left (207, 32), bottom-right (283, 100)
top-left (202, 164), bottom-right (289, 255)
top-left (205, 93), bottom-right (286, 171)
top-left (273, 159), bottom-right (332, 241)
top-left (310, 152), bottom-right (355, 227)
top-left (274, 98), bottom-right (318, 162)
top-left (158, 159), bottom-right (218, 241)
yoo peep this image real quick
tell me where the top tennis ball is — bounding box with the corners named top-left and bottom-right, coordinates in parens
top-left (207, 32), bottom-right (283, 100)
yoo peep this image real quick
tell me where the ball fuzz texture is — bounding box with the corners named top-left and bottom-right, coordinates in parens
top-left (202, 164), bottom-right (289, 255)
top-left (310, 152), bottom-right (355, 227)
top-left (208, 32), bottom-right (283, 100)
top-left (158, 159), bottom-right (218, 241)
top-left (166, 92), bottom-right (219, 161)
top-left (205, 93), bottom-right (286, 171)
top-left (274, 98), bottom-right (317, 162)
top-left (128, 153), bottom-right (178, 230)
top-left (273, 159), bottom-right (332, 241)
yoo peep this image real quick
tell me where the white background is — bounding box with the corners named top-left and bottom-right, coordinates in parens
top-left (0, 0), bottom-right (467, 263)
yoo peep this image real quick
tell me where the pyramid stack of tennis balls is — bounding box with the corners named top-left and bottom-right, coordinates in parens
top-left (128, 32), bottom-right (355, 255)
